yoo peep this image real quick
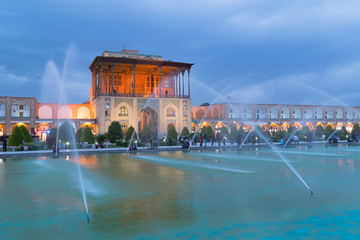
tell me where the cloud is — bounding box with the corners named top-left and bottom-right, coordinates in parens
top-left (0, 65), bottom-right (31, 83)
top-left (195, 61), bottom-right (360, 106)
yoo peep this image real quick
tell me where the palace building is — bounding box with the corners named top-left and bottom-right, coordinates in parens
top-left (89, 49), bottom-right (193, 138)
top-left (1, 49), bottom-right (194, 140)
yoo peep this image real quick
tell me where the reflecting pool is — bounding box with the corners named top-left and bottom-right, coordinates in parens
top-left (1, 144), bottom-right (360, 239)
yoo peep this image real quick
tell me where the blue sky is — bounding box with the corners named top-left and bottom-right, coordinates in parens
top-left (1, 0), bottom-right (360, 106)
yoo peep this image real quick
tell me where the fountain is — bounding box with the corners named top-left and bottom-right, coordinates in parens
top-left (41, 45), bottom-right (90, 222)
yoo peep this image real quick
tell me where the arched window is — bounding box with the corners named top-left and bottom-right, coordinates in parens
top-left (19, 105), bottom-right (24, 110)
top-left (167, 107), bottom-right (175, 117)
top-left (119, 106), bottom-right (128, 116)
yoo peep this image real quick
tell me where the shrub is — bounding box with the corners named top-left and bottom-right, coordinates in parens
top-left (139, 124), bottom-right (152, 143)
top-left (81, 126), bottom-right (95, 144)
top-left (75, 128), bottom-right (83, 143)
top-left (167, 125), bottom-right (177, 146)
top-left (126, 126), bottom-right (137, 141)
top-left (8, 126), bottom-right (25, 146)
top-left (58, 121), bottom-right (75, 142)
top-left (108, 121), bottom-right (123, 143)
top-left (116, 140), bottom-right (123, 146)
top-left (96, 134), bottom-right (107, 145)
top-left (19, 125), bottom-right (32, 142)
top-left (180, 127), bottom-right (190, 138)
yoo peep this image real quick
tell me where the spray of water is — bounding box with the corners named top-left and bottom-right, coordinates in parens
top-left (283, 128), bottom-right (298, 148)
top-left (41, 44), bottom-right (90, 222)
top-left (253, 127), bottom-right (313, 194)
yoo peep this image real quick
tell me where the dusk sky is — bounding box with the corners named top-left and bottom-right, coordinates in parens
top-left (1, 0), bottom-right (360, 106)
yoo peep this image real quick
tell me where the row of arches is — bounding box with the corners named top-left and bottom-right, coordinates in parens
top-left (193, 106), bottom-right (360, 121)
top-left (192, 121), bottom-right (356, 133)
top-left (38, 105), bottom-right (91, 119)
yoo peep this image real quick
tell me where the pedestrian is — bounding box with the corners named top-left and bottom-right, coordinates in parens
top-left (204, 133), bottom-right (207, 147)
top-left (200, 134), bottom-right (203, 147)
top-left (3, 138), bottom-right (7, 152)
top-left (211, 134), bottom-right (214, 146)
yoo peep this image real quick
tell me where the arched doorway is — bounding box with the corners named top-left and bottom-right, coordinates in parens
top-left (293, 122), bottom-right (302, 130)
top-left (192, 122), bottom-right (197, 133)
top-left (305, 122), bottom-right (313, 131)
top-left (11, 123), bottom-right (30, 132)
top-left (138, 107), bottom-right (158, 137)
top-left (35, 123), bottom-right (52, 141)
top-left (0, 124), bottom-right (5, 136)
top-left (269, 123), bottom-right (279, 133)
top-left (281, 123), bottom-right (290, 131)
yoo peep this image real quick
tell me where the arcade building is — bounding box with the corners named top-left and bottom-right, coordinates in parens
top-left (1, 49), bottom-right (360, 141)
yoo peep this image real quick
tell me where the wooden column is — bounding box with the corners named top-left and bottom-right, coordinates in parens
top-left (159, 66), bottom-right (162, 98)
top-left (187, 69), bottom-right (190, 97)
top-left (182, 71), bottom-right (185, 98)
top-left (133, 64), bottom-right (136, 97)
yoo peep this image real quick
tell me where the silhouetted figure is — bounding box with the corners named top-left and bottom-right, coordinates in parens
top-left (3, 139), bottom-right (7, 152)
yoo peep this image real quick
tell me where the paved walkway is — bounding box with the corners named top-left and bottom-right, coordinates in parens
top-left (0, 140), bottom-right (349, 158)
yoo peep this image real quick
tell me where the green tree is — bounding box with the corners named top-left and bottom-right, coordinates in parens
top-left (287, 125), bottom-right (296, 133)
top-left (352, 123), bottom-right (360, 135)
top-left (81, 126), bottom-right (95, 144)
top-left (220, 126), bottom-right (229, 138)
top-left (325, 125), bottom-right (334, 136)
top-left (229, 125), bottom-right (238, 141)
top-left (180, 126), bottom-right (190, 138)
top-left (58, 121), bottom-right (74, 142)
top-left (108, 121), bottom-right (123, 143)
top-left (75, 128), bottom-right (83, 143)
top-left (200, 125), bottom-right (214, 140)
top-left (200, 102), bottom-right (210, 106)
top-left (126, 126), bottom-right (137, 141)
top-left (8, 126), bottom-right (25, 146)
top-left (139, 124), bottom-right (152, 143)
top-left (315, 124), bottom-right (325, 137)
top-left (167, 125), bottom-right (178, 146)
top-left (96, 134), bottom-right (107, 145)
top-left (46, 127), bottom-right (57, 148)
top-left (19, 125), bottom-right (32, 142)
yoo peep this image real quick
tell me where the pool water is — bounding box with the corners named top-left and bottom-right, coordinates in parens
top-left (1, 145), bottom-right (360, 239)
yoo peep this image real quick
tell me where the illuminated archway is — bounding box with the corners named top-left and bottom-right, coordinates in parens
top-left (293, 122), bottom-right (302, 130)
top-left (192, 122), bottom-right (197, 132)
top-left (120, 122), bottom-right (128, 137)
top-left (316, 122), bottom-right (325, 129)
top-left (0, 123), bottom-right (5, 136)
top-left (229, 122), bottom-right (240, 130)
top-left (80, 123), bottom-right (95, 132)
top-left (35, 123), bottom-right (52, 141)
top-left (11, 123), bottom-right (30, 132)
top-left (269, 123), bottom-right (279, 133)
top-left (336, 123), bottom-right (343, 131)
top-left (259, 124), bottom-right (267, 131)
top-left (243, 124), bottom-right (252, 132)
top-left (215, 122), bottom-right (226, 134)
top-left (281, 123), bottom-right (290, 131)
top-left (200, 121), bottom-right (210, 130)
top-left (326, 123), bottom-right (334, 129)
top-left (305, 122), bottom-right (313, 131)
top-left (346, 122), bottom-right (353, 133)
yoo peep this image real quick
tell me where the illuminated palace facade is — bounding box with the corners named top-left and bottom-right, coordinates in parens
top-left (192, 103), bottom-right (360, 134)
top-left (89, 50), bottom-right (193, 138)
